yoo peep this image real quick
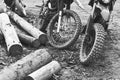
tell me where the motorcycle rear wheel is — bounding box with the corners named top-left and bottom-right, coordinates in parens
top-left (47, 10), bottom-right (82, 49)
top-left (79, 23), bottom-right (106, 65)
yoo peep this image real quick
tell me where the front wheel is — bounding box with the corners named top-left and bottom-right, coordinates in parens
top-left (79, 23), bottom-right (106, 64)
top-left (47, 10), bottom-right (82, 49)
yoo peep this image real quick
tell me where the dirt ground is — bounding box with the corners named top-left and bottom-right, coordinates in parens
top-left (0, 0), bottom-right (120, 80)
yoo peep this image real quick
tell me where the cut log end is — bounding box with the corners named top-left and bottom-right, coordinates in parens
top-left (0, 49), bottom-right (52, 80)
top-left (9, 44), bottom-right (23, 56)
top-left (32, 39), bottom-right (40, 48)
top-left (39, 34), bottom-right (48, 45)
top-left (23, 76), bottom-right (34, 80)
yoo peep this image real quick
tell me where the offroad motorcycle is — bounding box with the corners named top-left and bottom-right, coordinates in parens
top-left (4, 0), bottom-right (26, 16)
top-left (79, 0), bottom-right (114, 64)
top-left (37, 0), bottom-right (83, 49)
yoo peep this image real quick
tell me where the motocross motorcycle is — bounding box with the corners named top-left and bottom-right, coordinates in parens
top-left (38, 0), bottom-right (83, 49)
top-left (79, 0), bottom-right (115, 64)
top-left (4, 0), bottom-right (26, 16)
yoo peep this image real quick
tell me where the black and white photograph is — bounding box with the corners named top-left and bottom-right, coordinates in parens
top-left (0, 0), bottom-right (120, 80)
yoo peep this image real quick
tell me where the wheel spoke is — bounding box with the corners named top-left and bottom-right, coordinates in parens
top-left (82, 33), bottom-right (95, 57)
top-left (51, 14), bottom-right (77, 44)
top-left (48, 10), bottom-right (81, 49)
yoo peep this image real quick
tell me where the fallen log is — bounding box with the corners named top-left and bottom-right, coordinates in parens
top-left (13, 22), bottom-right (41, 48)
top-left (24, 60), bottom-right (61, 80)
top-left (17, 32), bottom-right (40, 48)
top-left (7, 11), bottom-right (48, 45)
top-left (0, 6), bottom-right (7, 13)
top-left (14, 0), bottom-right (27, 16)
top-left (0, 28), bottom-right (40, 48)
top-left (0, 6), bottom-right (7, 42)
top-left (0, 49), bottom-right (52, 80)
top-left (0, 22), bottom-right (41, 48)
top-left (0, 13), bottom-right (23, 56)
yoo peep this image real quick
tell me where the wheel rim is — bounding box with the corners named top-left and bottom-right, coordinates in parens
top-left (81, 30), bottom-right (95, 61)
top-left (49, 12), bottom-right (78, 47)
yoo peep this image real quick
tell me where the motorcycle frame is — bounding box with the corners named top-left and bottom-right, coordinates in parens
top-left (40, 0), bottom-right (65, 17)
top-left (85, 2), bottom-right (96, 34)
top-left (38, 0), bottom-right (72, 32)
top-left (85, 0), bottom-right (110, 34)
top-left (57, 0), bottom-right (66, 32)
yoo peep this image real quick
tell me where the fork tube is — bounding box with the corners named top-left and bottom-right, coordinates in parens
top-left (57, 11), bottom-right (62, 32)
top-left (86, 3), bottom-right (96, 34)
top-left (91, 3), bottom-right (96, 17)
top-left (57, 0), bottom-right (63, 32)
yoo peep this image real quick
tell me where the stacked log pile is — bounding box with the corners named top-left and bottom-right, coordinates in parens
top-left (7, 11), bottom-right (48, 45)
top-left (0, 9), bottom-right (48, 55)
top-left (0, 8), bottom-right (62, 80)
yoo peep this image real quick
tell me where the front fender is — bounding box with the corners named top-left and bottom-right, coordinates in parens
top-left (101, 8), bottom-right (110, 21)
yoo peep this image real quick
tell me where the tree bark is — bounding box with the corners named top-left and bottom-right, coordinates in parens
top-left (15, 0), bottom-right (27, 16)
top-left (7, 11), bottom-right (48, 45)
top-left (24, 61), bottom-right (61, 80)
top-left (0, 13), bottom-right (23, 56)
top-left (17, 32), bottom-right (40, 48)
top-left (0, 5), bottom-right (7, 13)
top-left (11, 21), bottom-right (41, 48)
top-left (0, 21), bottom-right (41, 48)
top-left (0, 49), bottom-right (52, 80)
top-left (0, 27), bottom-right (40, 48)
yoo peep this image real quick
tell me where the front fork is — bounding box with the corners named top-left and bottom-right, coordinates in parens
top-left (84, 3), bottom-right (96, 35)
top-left (57, 0), bottom-right (64, 32)
top-left (57, 10), bottom-right (62, 32)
